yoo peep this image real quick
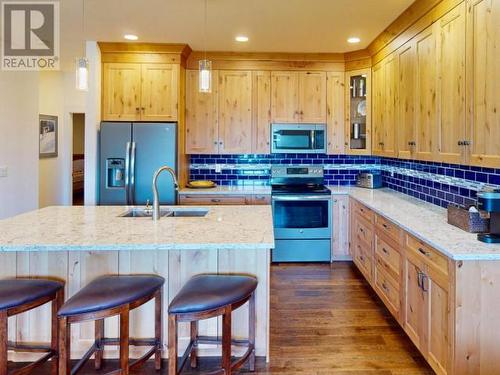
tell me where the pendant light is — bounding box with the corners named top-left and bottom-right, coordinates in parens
top-left (76, 0), bottom-right (88, 91)
top-left (199, 0), bottom-right (211, 93)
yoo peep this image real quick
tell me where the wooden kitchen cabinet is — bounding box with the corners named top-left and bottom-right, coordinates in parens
top-left (140, 63), bottom-right (179, 121)
top-left (271, 71), bottom-right (326, 123)
top-left (326, 72), bottom-right (345, 154)
top-left (332, 195), bottom-right (350, 260)
top-left (102, 63), bottom-right (142, 121)
top-left (218, 70), bottom-right (253, 154)
top-left (252, 71), bottom-right (272, 154)
top-left (179, 194), bottom-right (271, 206)
top-left (466, 0), bottom-right (500, 168)
top-left (436, 3), bottom-right (466, 165)
top-left (345, 69), bottom-right (371, 155)
top-left (396, 40), bottom-right (416, 159)
top-left (372, 62), bottom-right (384, 156)
top-left (102, 62), bottom-right (179, 122)
top-left (185, 70), bottom-right (219, 154)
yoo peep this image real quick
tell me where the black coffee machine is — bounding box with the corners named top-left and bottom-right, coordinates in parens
top-left (477, 190), bottom-right (500, 243)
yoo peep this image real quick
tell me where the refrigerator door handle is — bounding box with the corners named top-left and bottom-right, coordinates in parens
top-left (125, 142), bottom-right (131, 205)
top-left (130, 142), bottom-right (137, 205)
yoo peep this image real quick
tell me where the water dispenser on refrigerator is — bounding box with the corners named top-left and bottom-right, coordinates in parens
top-left (106, 159), bottom-right (125, 188)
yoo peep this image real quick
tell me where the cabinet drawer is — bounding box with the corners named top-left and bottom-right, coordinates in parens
top-left (352, 200), bottom-right (375, 223)
top-left (374, 263), bottom-right (400, 316)
top-left (353, 215), bottom-right (373, 247)
top-left (179, 195), bottom-right (248, 205)
top-left (354, 242), bottom-right (372, 282)
top-left (251, 194), bottom-right (271, 205)
top-left (375, 235), bottom-right (401, 281)
top-left (406, 234), bottom-right (449, 276)
top-left (375, 214), bottom-right (402, 244)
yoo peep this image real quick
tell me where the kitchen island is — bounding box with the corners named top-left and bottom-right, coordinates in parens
top-left (0, 205), bottom-right (274, 361)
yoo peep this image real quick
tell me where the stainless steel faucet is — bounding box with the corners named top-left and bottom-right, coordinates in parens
top-left (152, 166), bottom-right (179, 221)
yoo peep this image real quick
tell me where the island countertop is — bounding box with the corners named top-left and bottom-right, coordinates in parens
top-left (0, 205), bottom-right (275, 252)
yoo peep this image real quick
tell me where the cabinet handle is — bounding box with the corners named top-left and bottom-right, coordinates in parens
top-left (136, 107), bottom-right (140, 113)
top-left (417, 271), bottom-right (423, 288)
top-left (382, 283), bottom-right (388, 291)
top-left (458, 140), bottom-right (464, 146)
top-left (421, 274), bottom-right (429, 292)
top-left (359, 228), bottom-right (364, 233)
top-left (382, 223), bottom-right (389, 229)
top-left (382, 247), bottom-right (388, 254)
top-left (214, 141), bottom-right (218, 145)
top-left (211, 199), bottom-right (221, 203)
top-left (463, 140), bottom-right (471, 146)
top-left (418, 247), bottom-right (430, 257)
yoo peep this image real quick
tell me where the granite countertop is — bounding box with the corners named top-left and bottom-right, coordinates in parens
top-left (0, 205), bottom-right (275, 252)
top-left (179, 185), bottom-right (271, 195)
top-left (346, 187), bottom-right (500, 261)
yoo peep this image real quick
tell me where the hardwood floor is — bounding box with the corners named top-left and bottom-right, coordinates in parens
top-left (10, 262), bottom-right (433, 374)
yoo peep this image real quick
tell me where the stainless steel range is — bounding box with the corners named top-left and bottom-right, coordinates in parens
top-left (271, 165), bottom-right (332, 263)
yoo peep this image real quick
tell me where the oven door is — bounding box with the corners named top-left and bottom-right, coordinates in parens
top-left (271, 124), bottom-right (326, 154)
top-left (272, 195), bottom-right (332, 239)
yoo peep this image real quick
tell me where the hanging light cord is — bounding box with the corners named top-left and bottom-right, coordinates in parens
top-left (204, 0), bottom-right (207, 61)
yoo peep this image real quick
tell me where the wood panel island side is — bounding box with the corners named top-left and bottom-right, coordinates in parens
top-left (0, 205), bottom-right (274, 362)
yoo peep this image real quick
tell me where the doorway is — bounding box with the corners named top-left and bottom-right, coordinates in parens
top-left (72, 113), bottom-right (85, 205)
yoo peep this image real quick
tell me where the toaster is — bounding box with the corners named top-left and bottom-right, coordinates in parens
top-left (356, 172), bottom-right (383, 189)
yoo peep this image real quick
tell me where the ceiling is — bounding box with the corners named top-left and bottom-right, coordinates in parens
top-left (59, 0), bottom-right (414, 70)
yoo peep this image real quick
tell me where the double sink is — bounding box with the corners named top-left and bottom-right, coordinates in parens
top-left (119, 207), bottom-right (208, 218)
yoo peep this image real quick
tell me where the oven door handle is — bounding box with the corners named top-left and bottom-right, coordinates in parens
top-left (272, 195), bottom-right (331, 201)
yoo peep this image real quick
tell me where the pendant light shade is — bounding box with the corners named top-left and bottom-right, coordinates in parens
top-left (75, 57), bottom-right (89, 91)
top-left (199, 59), bottom-right (212, 93)
top-left (199, 0), bottom-right (211, 93)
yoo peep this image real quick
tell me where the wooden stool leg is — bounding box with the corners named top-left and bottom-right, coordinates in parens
top-left (120, 308), bottom-right (130, 375)
top-left (249, 292), bottom-right (256, 372)
top-left (190, 321), bottom-right (198, 368)
top-left (58, 316), bottom-right (71, 375)
top-left (94, 319), bottom-right (104, 370)
top-left (222, 307), bottom-right (232, 375)
top-left (154, 289), bottom-right (162, 371)
top-left (51, 289), bottom-right (64, 375)
top-left (168, 314), bottom-right (178, 375)
top-left (0, 311), bottom-right (7, 375)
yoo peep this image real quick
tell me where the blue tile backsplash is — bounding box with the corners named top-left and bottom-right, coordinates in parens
top-left (189, 154), bottom-right (500, 209)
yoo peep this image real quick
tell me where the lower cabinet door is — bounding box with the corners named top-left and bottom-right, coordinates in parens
top-left (404, 255), bottom-right (428, 351)
top-left (426, 273), bottom-right (450, 375)
top-left (272, 239), bottom-right (331, 262)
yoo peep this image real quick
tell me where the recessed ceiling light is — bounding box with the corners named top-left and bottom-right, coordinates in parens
top-left (347, 37), bottom-right (361, 44)
top-left (124, 34), bottom-right (139, 41)
top-left (235, 35), bottom-right (249, 42)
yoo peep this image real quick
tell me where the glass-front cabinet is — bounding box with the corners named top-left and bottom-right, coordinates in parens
top-left (345, 68), bottom-right (371, 154)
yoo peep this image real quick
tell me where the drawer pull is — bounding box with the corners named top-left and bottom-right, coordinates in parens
top-left (211, 199), bottom-right (221, 203)
top-left (359, 255), bottom-right (364, 261)
top-left (382, 282), bottom-right (389, 291)
top-left (418, 247), bottom-right (430, 257)
top-left (382, 223), bottom-right (389, 229)
top-left (382, 247), bottom-right (388, 254)
top-left (360, 208), bottom-right (365, 212)
top-left (359, 228), bottom-right (364, 233)
top-left (421, 274), bottom-right (429, 292)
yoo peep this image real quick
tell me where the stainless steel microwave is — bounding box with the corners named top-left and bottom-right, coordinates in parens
top-left (271, 123), bottom-right (326, 154)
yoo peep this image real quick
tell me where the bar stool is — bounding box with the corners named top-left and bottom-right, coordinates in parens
top-left (57, 275), bottom-right (164, 375)
top-left (168, 274), bottom-right (258, 375)
top-left (0, 278), bottom-right (64, 375)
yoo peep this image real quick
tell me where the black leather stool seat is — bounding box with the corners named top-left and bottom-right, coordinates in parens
top-left (0, 279), bottom-right (64, 311)
top-left (169, 274), bottom-right (258, 314)
top-left (58, 275), bottom-right (164, 317)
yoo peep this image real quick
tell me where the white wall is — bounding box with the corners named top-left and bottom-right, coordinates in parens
top-left (38, 72), bottom-right (86, 208)
top-left (84, 41), bottom-right (101, 205)
top-left (0, 71), bottom-right (40, 219)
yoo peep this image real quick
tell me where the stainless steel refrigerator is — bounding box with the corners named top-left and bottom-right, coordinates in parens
top-left (99, 122), bottom-right (177, 205)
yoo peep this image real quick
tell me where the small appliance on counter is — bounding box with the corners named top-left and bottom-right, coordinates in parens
top-left (447, 204), bottom-right (489, 233)
top-left (477, 190), bottom-right (500, 243)
top-left (356, 171), bottom-right (383, 189)
top-left (271, 165), bottom-right (332, 263)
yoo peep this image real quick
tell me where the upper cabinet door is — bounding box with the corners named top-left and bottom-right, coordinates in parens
top-left (271, 71), bottom-right (299, 123)
top-left (382, 54), bottom-right (398, 157)
top-left (466, 0), bottom-right (500, 168)
top-left (397, 41), bottom-right (416, 159)
top-left (299, 72), bottom-right (327, 123)
top-left (102, 63), bottom-right (142, 121)
top-left (326, 72), bottom-right (345, 154)
top-left (252, 71), bottom-right (272, 154)
top-left (141, 63), bottom-right (179, 121)
top-left (436, 3), bottom-right (466, 165)
top-left (414, 25), bottom-right (438, 161)
top-left (185, 70), bottom-right (219, 154)
top-left (218, 70), bottom-right (253, 154)
top-left (372, 62), bottom-right (385, 155)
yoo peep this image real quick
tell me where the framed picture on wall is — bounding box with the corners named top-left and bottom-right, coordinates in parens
top-left (39, 115), bottom-right (58, 158)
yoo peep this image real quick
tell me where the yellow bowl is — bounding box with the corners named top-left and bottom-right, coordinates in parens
top-left (188, 180), bottom-right (216, 188)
